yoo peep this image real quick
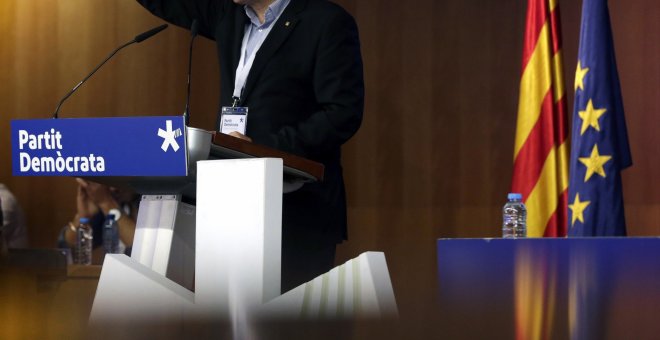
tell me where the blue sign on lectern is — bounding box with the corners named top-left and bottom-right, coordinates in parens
top-left (11, 116), bottom-right (187, 177)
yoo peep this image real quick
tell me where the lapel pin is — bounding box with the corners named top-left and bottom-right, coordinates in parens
top-left (285, 21), bottom-right (290, 27)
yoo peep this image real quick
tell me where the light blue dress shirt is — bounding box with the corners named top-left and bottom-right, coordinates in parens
top-left (241, 0), bottom-right (291, 65)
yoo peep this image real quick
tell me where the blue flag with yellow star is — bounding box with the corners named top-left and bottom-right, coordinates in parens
top-left (568, 0), bottom-right (632, 236)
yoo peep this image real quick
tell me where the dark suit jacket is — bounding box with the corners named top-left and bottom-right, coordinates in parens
top-left (137, 0), bottom-right (364, 246)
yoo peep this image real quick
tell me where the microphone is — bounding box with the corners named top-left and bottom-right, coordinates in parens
top-left (134, 24), bottom-right (169, 43)
top-left (52, 24), bottom-right (169, 119)
top-left (183, 19), bottom-right (199, 126)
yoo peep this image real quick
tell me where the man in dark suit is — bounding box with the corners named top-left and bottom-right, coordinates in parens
top-left (136, 0), bottom-right (364, 292)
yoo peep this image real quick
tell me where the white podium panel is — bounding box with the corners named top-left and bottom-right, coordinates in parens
top-left (89, 158), bottom-right (397, 331)
top-left (131, 195), bottom-right (196, 290)
top-left (195, 158), bottom-right (283, 316)
top-left (90, 254), bottom-right (194, 320)
top-left (131, 195), bottom-right (180, 273)
top-left (258, 252), bottom-right (398, 319)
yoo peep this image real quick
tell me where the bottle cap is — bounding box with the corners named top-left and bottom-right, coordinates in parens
top-left (79, 217), bottom-right (90, 224)
top-left (507, 193), bottom-right (523, 200)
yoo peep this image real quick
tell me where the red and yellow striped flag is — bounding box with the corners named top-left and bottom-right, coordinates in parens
top-left (512, 0), bottom-right (568, 237)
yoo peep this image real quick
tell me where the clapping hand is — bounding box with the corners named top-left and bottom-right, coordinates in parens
top-left (75, 178), bottom-right (117, 218)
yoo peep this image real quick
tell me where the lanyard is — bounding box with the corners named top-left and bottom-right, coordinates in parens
top-left (233, 25), bottom-right (258, 101)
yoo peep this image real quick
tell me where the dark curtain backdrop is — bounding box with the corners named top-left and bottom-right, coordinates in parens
top-left (1, 0), bottom-right (658, 326)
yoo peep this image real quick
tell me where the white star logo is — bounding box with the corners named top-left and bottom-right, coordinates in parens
top-left (157, 120), bottom-right (181, 152)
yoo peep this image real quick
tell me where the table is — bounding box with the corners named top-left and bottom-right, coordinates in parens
top-left (437, 238), bottom-right (660, 339)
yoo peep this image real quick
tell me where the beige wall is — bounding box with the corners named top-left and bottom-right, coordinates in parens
top-left (1, 0), bottom-right (658, 316)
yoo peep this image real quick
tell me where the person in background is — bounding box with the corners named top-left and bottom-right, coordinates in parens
top-left (0, 183), bottom-right (29, 250)
top-left (58, 179), bottom-right (139, 262)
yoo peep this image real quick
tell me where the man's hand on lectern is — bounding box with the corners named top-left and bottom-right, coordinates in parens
top-left (228, 131), bottom-right (252, 142)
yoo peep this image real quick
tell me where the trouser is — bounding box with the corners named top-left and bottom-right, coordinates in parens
top-left (280, 239), bottom-right (336, 293)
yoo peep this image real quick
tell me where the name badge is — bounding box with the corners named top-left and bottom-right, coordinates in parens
top-left (219, 106), bottom-right (248, 135)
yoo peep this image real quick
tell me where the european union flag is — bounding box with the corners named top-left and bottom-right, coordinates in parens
top-left (568, 0), bottom-right (632, 236)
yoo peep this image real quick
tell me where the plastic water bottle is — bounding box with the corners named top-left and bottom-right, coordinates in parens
top-left (502, 193), bottom-right (527, 238)
top-left (75, 217), bottom-right (93, 265)
top-left (103, 214), bottom-right (119, 254)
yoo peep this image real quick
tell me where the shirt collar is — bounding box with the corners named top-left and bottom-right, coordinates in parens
top-left (244, 0), bottom-right (290, 29)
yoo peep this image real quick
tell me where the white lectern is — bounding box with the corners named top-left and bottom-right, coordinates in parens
top-left (88, 126), bottom-right (397, 331)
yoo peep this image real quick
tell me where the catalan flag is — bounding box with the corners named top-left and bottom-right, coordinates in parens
top-left (567, 0), bottom-right (632, 236)
top-left (512, 0), bottom-right (568, 237)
